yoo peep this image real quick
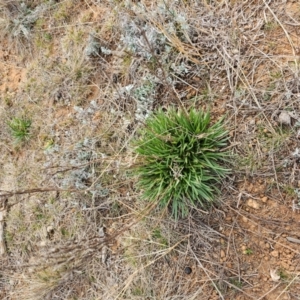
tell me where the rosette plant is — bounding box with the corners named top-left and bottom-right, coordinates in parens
top-left (133, 108), bottom-right (230, 218)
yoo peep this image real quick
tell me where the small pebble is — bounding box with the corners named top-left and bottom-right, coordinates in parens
top-left (39, 240), bottom-right (47, 247)
top-left (184, 267), bottom-right (192, 274)
top-left (271, 250), bottom-right (279, 258)
top-left (247, 199), bottom-right (260, 209)
top-left (261, 196), bottom-right (268, 203)
top-left (242, 216), bottom-right (248, 223)
top-left (249, 119), bottom-right (256, 125)
top-left (278, 111), bottom-right (291, 125)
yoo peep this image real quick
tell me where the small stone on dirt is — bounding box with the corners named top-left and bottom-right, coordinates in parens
top-left (242, 216), bottom-right (248, 223)
top-left (261, 196), bottom-right (268, 203)
top-left (247, 199), bottom-right (260, 209)
top-left (39, 240), bottom-right (47, 247)
top-left (271, 250), bottom-right (279, 258)
top-left (249, 118), bottom-right (256, 125)
top-left (278, 111), bottom-right (291, 125)
top-left (99, 227), bottom-right (105, 237)
top-left (184, 267), bottom-right (192, 274)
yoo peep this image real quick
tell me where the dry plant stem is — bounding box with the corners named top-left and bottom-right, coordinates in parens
top-left (0, 61), bottom-right (25, 69)
top-left (223, 280), bottom-right (257, 300)
top-left (231, 223), bottom-right (241, 283)
top-left (145, 13), bottom-right (203, 65)
top-left (221, 142), bottom-right (240, 152)
top-left (256, 282), bottom-right (282, 300)
top-left (191, 246), bottom-right (258, 299)
top-left (0, 198), bottom-right (7, 256)
top-left (139, 29), bottom-right (188, 117)
top-left (262, 0), bottom-right (297, 64)
top-left (225, 204), bottom-right (300, 254)
top-left (84, 0), bottom-right (96, 14)
top-left (275, 272), bottom-right (300, 300)
top-left (226, 220), bottom-right (235, 257)
top-left (271, 150), bottom-right (284, 200)
top-left (113, 237), bottom-right (188, 300)
top-left (250, 45), bottom-right (282, 69)
top-left (286, 237), bottom-right (300, 244)
top-left (220, 258), bottom-right (255, 288)
top-left (171, 85), bottom-right (189, 116)
top-left (196, 256), bottom-right (254, 287)
top-left (0, 187), bottom-right (78, 207)
top-left (17, 202), bottom-right (158, 294)
top-left (109, 200), bottom-right (158, 239)
top-left (285, 21), bottom-right (300, 26)
top-left (216, 47), bottom-right (276, 134)
top-left (189, 247), bottom-right (224, 300)
top-left (46, 154), bottom-right (123, 175)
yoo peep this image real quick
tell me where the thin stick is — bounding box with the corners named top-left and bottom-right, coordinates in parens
top-left (190, 246), bottom-right (257, 299)
top-left (0, 198), bottom-right (7, 257)
top-left (257, 282), bottom-right (281, 300)
top-left (262, 0), bottom-right (297, 62)
top-left (275, 272), bottom-right (300, 300)
top-left (190, 248), bottom-right (225, 300)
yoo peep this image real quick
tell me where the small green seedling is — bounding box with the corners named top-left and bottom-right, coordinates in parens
top-left (244, 248), bottom-right (253, 255)
top-left (8, 117), bottom-right (32, 143)
top-left (229, 278), bottom-right (243, 288)
top-left (279, 269), bottom-right (289, 281)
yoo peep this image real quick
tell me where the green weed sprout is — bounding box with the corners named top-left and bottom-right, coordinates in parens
top-left (133, 108), bottom-right (230, 218)
top-left (8, 117), bottom-right (32, 142)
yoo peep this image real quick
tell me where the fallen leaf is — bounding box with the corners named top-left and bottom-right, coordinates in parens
top-left (270, 269), bottom-right (280, 282)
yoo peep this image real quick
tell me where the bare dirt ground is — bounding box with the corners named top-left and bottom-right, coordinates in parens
top-left (1, 0), bottom-right (300, 299)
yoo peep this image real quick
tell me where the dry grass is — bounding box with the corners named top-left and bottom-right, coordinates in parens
top-left (1, 0), bottom-right (300, 299)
